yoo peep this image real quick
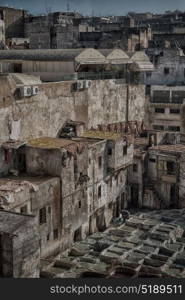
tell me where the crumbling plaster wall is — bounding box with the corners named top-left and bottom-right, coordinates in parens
top-left (0, 78), bottom-right (146, 143)
top-left (146, 50), bottom-right (185, 86)
top-left (179, 153), bottom-right (185, 208)
top-left (0, 212), bottom-right (40, 278)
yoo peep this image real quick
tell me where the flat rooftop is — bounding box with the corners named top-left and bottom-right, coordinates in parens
top-left (27, 137), bottom-right (76, 149)
top-left (0, 176), bottom-right (59, 194)
top-left (149, 144), bottom-right (185, 154)
top-left (134, 137), bottom-right (149, 146)
top-left (81, 130), bottom-right (123, 141)
top-left (0, 210), bottom-right (34, 235)
top-left (27, 136), bottom-right (103, 150)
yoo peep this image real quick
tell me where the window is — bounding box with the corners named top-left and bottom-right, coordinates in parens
top-left (164, 67), bottom-right (170, 75)
top-left (13, 63), bottom-right (22, 73)
top-left (123, 145), bottom-right (127, 156)
top-left (109, 178), bottom-right (112, 188)
top-left (79, 200), bottom-right (81, 208)
top-left (155, 108), bottom-right (165, 113)
top-left (149, 158), bottom-right (156, 163)
top-left (89, 158), bottom-right (91, 164)
top-left (48, 206), bottom-right (51, 214)
top-left (133, 164), bottom-right (138, 172)
top-left (47, 234), bottom-right (50, 241)
top-left (167, 161), bottom-right (176, 175)
top-left (108, 148), bottom-right (112, 155)
top-left (153, 125), bottom-right (164, 131)
top-left (98, 185), bottom-right (101, 198)
top-left (146, 72), bottom-right (152, 78)
top-left (53, 229), bottom-right (59, 240)
top-left (39, 207), bottom-right (47, 225)
top-left (20, 205), bottom-right (27, 214)
top-left (74, 227), bottom-right (82, 242)
top-left (170, 109), bottom-right (180, 114)
top-left (168, 126), bottom-right (180, 132)
top-left (98, 156), bottom-right (102, 168)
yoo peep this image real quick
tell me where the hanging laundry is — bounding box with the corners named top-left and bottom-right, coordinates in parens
top-left (4, 149), bottom-right (11, 164)
top-left (10, 119), bottom-right (21, 141)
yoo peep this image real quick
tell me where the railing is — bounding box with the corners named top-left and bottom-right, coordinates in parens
top-left (56, 71), bottom-right (126, 82)
top-left (78, 71), bottom-right (126, 81)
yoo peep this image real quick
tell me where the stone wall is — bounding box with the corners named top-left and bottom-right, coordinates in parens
top-left (0, 211), bottom-right (40, 278)
top-left (0, 78), bottom-right (146, 143)
top-left (0, 7), bottom-right (26, 38)
top-left (146, 49), bottom-right (185, 86)
top-left (0, 19), bottom-right (5, 43)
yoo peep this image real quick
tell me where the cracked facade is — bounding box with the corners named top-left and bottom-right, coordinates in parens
top-left (1, 6), bottom-right (185, 278)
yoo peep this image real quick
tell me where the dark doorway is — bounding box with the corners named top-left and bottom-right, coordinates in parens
top-left (167, 161), bottom-right (175, 175)
top-left (96, 209), bottom-right (106, 232)
top-left (0, 234), bottom-right (2, 277)
top-left (74, 227), bottom-right (82, 242)
top-left (130, 184), bottom-right (139, 208)
top-left (13, 63), bottom-right (22, 73)
top-left (113, 197), bottom-right (121, 218)
top-left (170, 185), bottom-right (177, 208)
top-left (121, 193), bottom-right (126, 210)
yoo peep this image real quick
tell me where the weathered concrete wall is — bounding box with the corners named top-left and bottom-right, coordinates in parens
top-left (29, 177), bottom-right (61, 257)
top-left (0, 78), bottom-right (146, 143)
top-left (0, 211), bottom-right (40, 278)
top-left (21, 60), bottom-right (75, 81)
top-left (148, 85), bottom-right (185, 133)
top-left (146, 49), bottom-right (185, 86)
top-left (25, 145), bottom-right (89, 251)
top-left (0, 176), bottom-right (61, 258)
top-left (128, 154), bottom-right (145, 208)
top-left (179, 153), bottom-right (185, 208)
top-left (0, 7), bottom-right (26, 38)
top-left (0, 19), bottom-right (5, 43)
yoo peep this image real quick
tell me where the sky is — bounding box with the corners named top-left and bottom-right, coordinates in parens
top-left (0, 0), bottom-right (184, 16)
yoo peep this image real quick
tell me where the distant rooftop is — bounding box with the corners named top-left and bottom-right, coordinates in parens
top-left (27, 137), bottom-right (75, 149)
top-left (0, 210), bottom-right (34, 235)
top-left (149, 144), bottom-right (185, 154)
top-left (82, 130), bottom-right (123, 141)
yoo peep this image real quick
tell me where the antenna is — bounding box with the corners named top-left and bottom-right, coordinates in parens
top-left (45, 0), bottom-right (52, 15)
top-left (67, 2), bottom-right (70, 12)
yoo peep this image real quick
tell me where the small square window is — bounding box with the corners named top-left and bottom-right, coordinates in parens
top-left (98, 156), bottom-right (102, 168)
top-left (155, 108), bottom-right (165, 113)
top-left (123, 145), bottom-right (127, 156)
top-left (109, 178), bottom-right (112, 188)
top-left (108, 148), bottom-right (112, 155)
top-left (133, 164), bottom-right (138, 172)
top-left (98, 185), bottom-right (101, 198)
top-left (20, 205), bottom-right (27, 214)
top-left (53, 229), bottom-right (59, 240)
top-left (170, 109), bottom-right (180, 114)
top-left (167, 161), bottom-right (176, 175)
top-left (39, 207), bottom-right (47, 225)
top-left (164, 67), bottom-right (170, 75)
top-left (149, 158), bottom-right (156, 163)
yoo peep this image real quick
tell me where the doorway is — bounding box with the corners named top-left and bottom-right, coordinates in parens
top-left (170, 185), bottom-right (177, 208)
top-left (130, 184), bottom-right (139, 208)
